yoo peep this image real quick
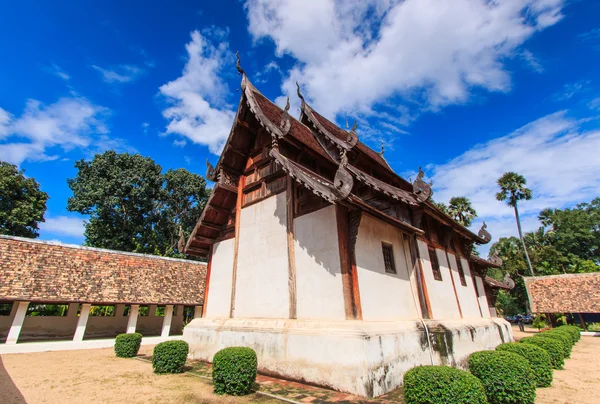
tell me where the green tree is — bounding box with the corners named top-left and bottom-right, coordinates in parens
top-left (0, 161), bottom-right (49, 238)
top-left (448, 196), bottom-right (477, 227)
top-left (496, 172), bottom-right (535, 276)
top-left (67, 151), bottom-right (208, 257)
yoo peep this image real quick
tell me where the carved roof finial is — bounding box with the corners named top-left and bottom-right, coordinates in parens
top-left (412, 166), bottom-right (432, 202)
top-left (345, 116), bottom-right (349, 130)
top-left (279, 96), bottom-right (292, 136)
top-left (478, 221), bottom-right (492, 243)
top-left (235, 51), bottom-right (245, 76)
top-left (284, 96), bottom-right (290, 113)
top-left (379, 141), bottom-right (385, 156)
top-left (206, 159), bottom-right (217, 181)
top-left (296, 81), bottom-right (305, 102)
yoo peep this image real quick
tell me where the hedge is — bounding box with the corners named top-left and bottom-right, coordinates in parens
top-left (521, 337), bottom-right (565, 369)
top-left (558, 325), bottom-right (581, 343)
top-left (496, 342), bottom-right (553, 387)
top-left (152, 340), bottom-right (189, 374)
top-left (535, 331), bottom-right (571, 358)
top-left (468, 350), bottom-right (536, 404)
top-left (213, 347), bottom-right (257, 396)
top-left (114, 333), bottom-right (142, 358)
top-left (403, 366), bottom-right (487, 404)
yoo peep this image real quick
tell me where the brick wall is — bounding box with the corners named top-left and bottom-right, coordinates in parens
top-left (0, 235), bottom-right (206, 305)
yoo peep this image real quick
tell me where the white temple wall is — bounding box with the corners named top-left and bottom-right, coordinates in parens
top-left (205, 239), bottom-right (235, 318)
top-left (235, 192), bottom-right (289, 318)
top-left (417, 240), bottom-right (461, 319)
top-left (294, 205), bottom-right (346, 320)
top-left (474, 275), bottom-right (492, 318)
top-left (355, 214), bottom-right (420, 320)
top-left (446, 253), bottom-right (482, 318)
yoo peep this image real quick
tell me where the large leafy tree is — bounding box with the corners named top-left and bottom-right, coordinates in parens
top-left (496, 171), bottom-right (535, 276)
top-left (67, 151), bottom-right (208, 257)
top-left (447, 196), bottom-right (477, 227)
top-left (0, 161), bottom-right (49, 238)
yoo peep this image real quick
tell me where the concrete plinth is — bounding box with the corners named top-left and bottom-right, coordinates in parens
top-left (184, 317), bottom-right (512, 398)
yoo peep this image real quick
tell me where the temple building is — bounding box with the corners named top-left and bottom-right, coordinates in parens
top-left (183, 57), bottom-right (512, 398)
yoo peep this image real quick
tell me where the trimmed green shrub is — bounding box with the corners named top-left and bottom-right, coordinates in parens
top-left (114, 333), bottom-right (142, 358)
top-left (536, 331), bottom-right (571, 358)
top-left (496, 342), bottom-right (553, 387)
top-left (557, 325), bottom-right (580, 343)
top-left (213, 347), bottom-right (257, 396)
top-left (152, 340), bottom-right (189, 374)
top-left (403, 366), bottom-right (487, 404)
top-left (468, 350), bottom-right (536, 404)
top-left (521, 337), bottom-right (565, 369)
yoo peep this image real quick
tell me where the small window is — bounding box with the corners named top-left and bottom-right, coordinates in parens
top-left (381, 242), bottom-right (397, 274)
top-left (457, 258), bottom-right (467, 286)
top-left (428, 247), bottom-right (442, 281)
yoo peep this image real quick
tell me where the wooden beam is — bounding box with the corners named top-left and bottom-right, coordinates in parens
top-left (202, 222), bottom-right (223, 232)
top-left (207, 204), bottom-right (231, 216)
top-left (445, 250), bottom-right (463, 319)
top-left (193, 235), bottom-right (216, 244)
top-left (286, 177), bottom-right (297, 319)
top-left (335, 204), bottom-right (362, 320)
top-left (186, 246), bottom-right (210, 256)
top-left (201, 245), bottom-right (213, 318)
top-left (409, 236), bottom-right (432, 319)
top-left (229, 174), bottom-right (246, 318)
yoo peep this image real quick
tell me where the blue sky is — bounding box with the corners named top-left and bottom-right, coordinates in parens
top-left (1, 0), bottom-right (599, 254)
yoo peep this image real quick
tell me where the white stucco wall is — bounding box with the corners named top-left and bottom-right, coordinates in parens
top-left (205, 239), bottom-right (235, 318)
top-left (446, 254), bottom-right (482, 318)
top-left (294, 205), bottom-right (345, 320)
top-left (235, 192), bottom-right (289, 318)
top-left (355, 214), bottom-right (420, 320)
top-left (417, 240), bottom-right (461, 319)
top-left (474, 275), bottom-right (492, 318)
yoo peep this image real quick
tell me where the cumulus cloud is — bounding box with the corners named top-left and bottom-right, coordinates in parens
top-left (159, 30), bottom-right (236, 155)
top-left (39, 215), bottom-right (86, 239)
top-left (246, 0), bottom-right (565, 119)
top-left (428, 111), bottom-right (600, 253)
top-left (92, 64), bottom-right (144, 83)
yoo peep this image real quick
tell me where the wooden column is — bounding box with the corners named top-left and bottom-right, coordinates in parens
top-left (201, 245), bottom-right (213, 318)
top-left (229, 175), bottom-right (246, 318)
top-left (409, 237), bottom-right (432, 319)
top-left (335, 205), bottom-right (362, 320)
top-left (286, 177), bottom-right (297, 319)
top-left (445, 251), bottom-right (463, 318)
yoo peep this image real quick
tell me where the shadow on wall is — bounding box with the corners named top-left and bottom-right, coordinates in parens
top-left (0, 356), bottom-right (27, 404)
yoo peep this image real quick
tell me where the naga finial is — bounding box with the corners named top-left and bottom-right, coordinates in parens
top-left (412, 166), bottom-right (432, 202)
top-left (206, 159), bottom-right (217, 181)
top-left (296, 81), bottom-right (305, 102)
top-left (490, 251), bottom-right (503, 267)
top-left (379, 141), bottom-right (385, 156)
top-left (279, 96), bottom-right (292, 136)
top-left (235, 51), bottom-right (244, 75)
top-left (284, 96), bottom-right (290, 113)
top-left (503, 273), bottom-right (515, 289)
top-left (351, 120), bottom-right (358, 132)
top-left (478, 221), bottom-right (492, 243)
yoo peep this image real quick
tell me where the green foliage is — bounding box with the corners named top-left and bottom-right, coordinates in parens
top-left (521, 337), bottom-right (565, 369)
top-left (587, 323), bottom-right (600, 331)
top-left (555, 314), bottom-right (567, 327)
top-left (496, 172), bottom-right (532, 207)
top-left (496, 342), bottom-right (553, 387)
top-left (468, 350), bottom-right (536, 404)
top-left (532, 314), bottom-right (547, 330)
top-left (212, 347), bottom-right (258, 396)
top-left (557, 325), bottom-right (580, 342)
top-left (495, 290), bottom-right (521, 316)
top-left (114, 333), bottom-right (142, 358)
top-left (152, 340), bottom-right (189, 374)
top-left (67, 151), bottom-right (208, 257)
top-left (0, 162), bottom-right (49, 238)
top-left (536, 331), bottom-right (572, 358)
top-left (448, 197), bottom-right (477, 227)
top-left (403, 366), bottom-right (487, 404)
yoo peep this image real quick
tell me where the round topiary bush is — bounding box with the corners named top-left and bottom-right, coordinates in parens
top-left (496, 342), bottom-right (553, 387)
top-left (521, 336), bottom-right (565, 369)
top-left (213, 347), bottom-right (257, 396)
top-left (152, 340), bottom-right (189, 374)
top-left (114, 333), bottom-right (142, 358)
top-left (468, 350), bottom-right (536, 404)
top-left (536, 331), bottom-right (572, 358)
top-left (558, 325), bottom-right (581, 343)
top-left (403, 365), bottom-right (487, 404)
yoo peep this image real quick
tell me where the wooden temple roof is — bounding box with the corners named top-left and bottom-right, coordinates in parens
top-left (185, 60), bottom-right (495, 258)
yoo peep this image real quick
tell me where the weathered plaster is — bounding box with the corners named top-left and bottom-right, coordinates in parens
top-left (235, 192), bottom-right (289, 318)
top-left (205, 239), bottom-right (235, 318)
top-left (355, 215), bottom-right (420, 320)
top-left (294, 205), bottom-right (346, 320)
top-left (474, 275), bottom-right (492, 318)
top-left (447, 254), bottom-right (481, 318)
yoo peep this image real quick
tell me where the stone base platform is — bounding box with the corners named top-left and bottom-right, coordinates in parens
top-left (183, 317), bottom-right (512, 398)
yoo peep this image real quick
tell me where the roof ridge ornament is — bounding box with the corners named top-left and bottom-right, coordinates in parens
top-left (478, 221), bottom-right (492, 243)
top-left (345, 120), bottom-right (359, 146)
top-left (279, 96), bottom-right (292, 137)
top-left (206, 159), bottom-right (217, 182)
top-left (502, 273), bottom-right (515, 289)
top-left (296, 81), bottom-right (305, 103)
top-left (379, 141), bottom-right (385, 156)
top-left (235, 51), bottom-right (245, 76)
top-left (412, 167), bottom-right (432, 202)
top-left (490, 251), bottom-right (503, 267)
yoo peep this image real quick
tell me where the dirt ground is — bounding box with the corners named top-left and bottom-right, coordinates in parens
top-left (513, 326), bottom-right (600, 404)
top-left (0, 345), bottom-right (277, 404)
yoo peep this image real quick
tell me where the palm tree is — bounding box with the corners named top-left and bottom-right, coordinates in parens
top-left (447, 196), bottom-right (477, 227)
top-left (496, 172), bottom-right (535, 276)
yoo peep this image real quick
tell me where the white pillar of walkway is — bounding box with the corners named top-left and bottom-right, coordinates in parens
top-left (127, 305), bottom-right (139, 334)
top-left (73, 303), bottom-right (91, 342)
top-left (161, 305), bottom-right (174, 337)
top-left (194, 306), bottom-right (203, 319)
top-left (6, 301), bottom-right (30, 344)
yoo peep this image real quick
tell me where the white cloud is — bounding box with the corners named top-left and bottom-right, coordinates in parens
top-left (173, 139), bottom-right (187, 147)
top-left (92, 64), bottom-right (144, 83)
top-left (429, 111), bottom-right (600, 253)
top-left (39, 215), bottom-right (86, 239)
top-left (588, 97), bottom-right (600, 111)
top-left (159, 30), bottom-right (235, 155)
top-left (246, 0), bottom-right (565, 119)
top-left (0, 97), bottom-right (130, 165)
top-left (552, 80), bottom-right (590, 102)
top-left (521, 50), bottom-right (544, 73)
top-left (49, 64), bottom-right (70, 81)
